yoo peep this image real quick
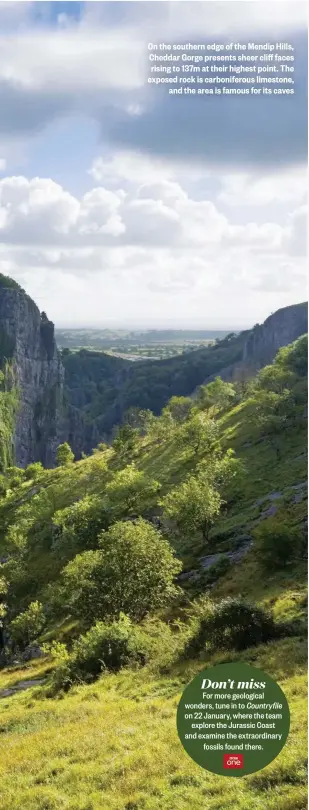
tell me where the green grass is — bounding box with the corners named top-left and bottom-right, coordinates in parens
top-left (0, 638), bottom-right (307, 810)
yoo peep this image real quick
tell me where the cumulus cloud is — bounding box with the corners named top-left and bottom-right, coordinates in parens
top-left (0, 171), bottom-right (300, 255)
top-left (0, 168), bottom-right (306, 314)
top-left (217, 168), bottom-right (308, 207)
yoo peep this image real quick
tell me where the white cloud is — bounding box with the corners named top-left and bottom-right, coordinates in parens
top-left (0, 157), bottom-right (6, 171)
top-left (89, 152), bottom-right (179, 186)
top-left (0, 162), bottom-right (305, 330)
top-left (0, 176), bottom-right (80, 239)
top-left (283, 205), bottom-right (308, 256)
top-left (83, 1), bottom-right (307, 37)
top-left (0, 29), bottom-right (145, 94)
top-left (218, 168), bottom-right (308, 207)
top-left (0, 171), bottom-right (297, 254)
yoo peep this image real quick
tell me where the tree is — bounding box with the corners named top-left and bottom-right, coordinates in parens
top-left (92, 442), bottom-right (108, 454)
top-left (161, 475), bottom-right (222, 543)
top-left (104, 464), bottom-right (160, 518)
top-left (123, 408), bottom-right (156, 435)
top-left (52, 495), bottom-right (110, 562)
top-left (62, 518), bottom-right (181, 623)
top-left (149, 408), bottom-right (175, 441)
top-left (252, 390), bottom-right (294, 457)
top-left (254, 363), bottom-right (297, 395)
top-left (162, 396), bottom-right (193, 424)
top-left (179, 412), bottom-right (220, 456)
top-left (196, 377), bottom-right (236, 412)
top-left (112, 424), bottom-right (139, 456)
top-left (197, 447), bottom-right (243, 499)
top-left (275, 335), bottom-right (307, 378)
top-left (56, 442), bottom-right (75, 467)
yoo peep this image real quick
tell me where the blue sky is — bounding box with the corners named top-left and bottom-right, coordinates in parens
top-left (0, 1), bottom-right (307, 328)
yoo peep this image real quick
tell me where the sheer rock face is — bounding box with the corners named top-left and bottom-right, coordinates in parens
top-left (241, 302), bottom-right (308, 370)
top-left (0, 287), bottom-right (65, 468)
top-left (201, 302), bottom-right (308, 386)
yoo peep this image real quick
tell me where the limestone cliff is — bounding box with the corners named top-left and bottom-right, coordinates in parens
top-left (0, 283), bottom-right (65, 468)
top-left (200, 301), bottom-right (308, 387)
top-left (242, 302), bottom-right (308, 369)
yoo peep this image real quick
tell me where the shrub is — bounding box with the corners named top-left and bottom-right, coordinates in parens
top-left (254, 519), bottom-right (304, 571)
top-left (24, 462), bottom-right (44, 480)
top-left (185, 597), bottom-right (278, 656)
top-left (10, 600), bottom-right (46, 648)
top-left (6, 466), bottom-right (24, 489)
top-left (51, 615), bottom-right (155, 689)
top-left (9, 476), bottom-right (22, 489)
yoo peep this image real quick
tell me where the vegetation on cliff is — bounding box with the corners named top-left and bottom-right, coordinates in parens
top-left (0, 365), bottom-right (19, 473)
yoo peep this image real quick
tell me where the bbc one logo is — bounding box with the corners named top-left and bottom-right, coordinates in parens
top-left (223, 754), bottom-right (244, 769)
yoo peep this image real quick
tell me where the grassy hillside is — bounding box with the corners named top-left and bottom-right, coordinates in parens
top-left (0, 336), bottom-right (307, 810)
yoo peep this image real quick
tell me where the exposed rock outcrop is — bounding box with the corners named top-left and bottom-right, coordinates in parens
top-left (0, 285), bottom-right (65, 467)
top-left (242, 302), bottom-right (308, 369)
top-left (200, 301), bottom-right (308, 386)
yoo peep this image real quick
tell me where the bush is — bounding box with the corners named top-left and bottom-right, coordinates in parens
top-left (6, 466), bottom-right (24, 489)
top-left (254, 519), bottom-right (304, 571)
top-left (10, 600), bottom-right (46, 648)
top-left (185, 597), bottom-right (278, 656)
top-left (9, 476), bottom-right (22, 489)
top-left (24, 462), bottom-right (44, 480)
top-left (51, 615), bottom-right (159, 689)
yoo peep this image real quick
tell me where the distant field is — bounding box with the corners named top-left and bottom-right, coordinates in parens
top-left (55, 329), bottom-right (231, 361)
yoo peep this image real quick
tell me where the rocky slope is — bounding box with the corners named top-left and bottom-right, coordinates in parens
top-left (0, 282), bottom-right (64, 468)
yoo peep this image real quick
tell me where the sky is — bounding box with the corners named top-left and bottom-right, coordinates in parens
top-left (0, 0), bottom-right (307, 329)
